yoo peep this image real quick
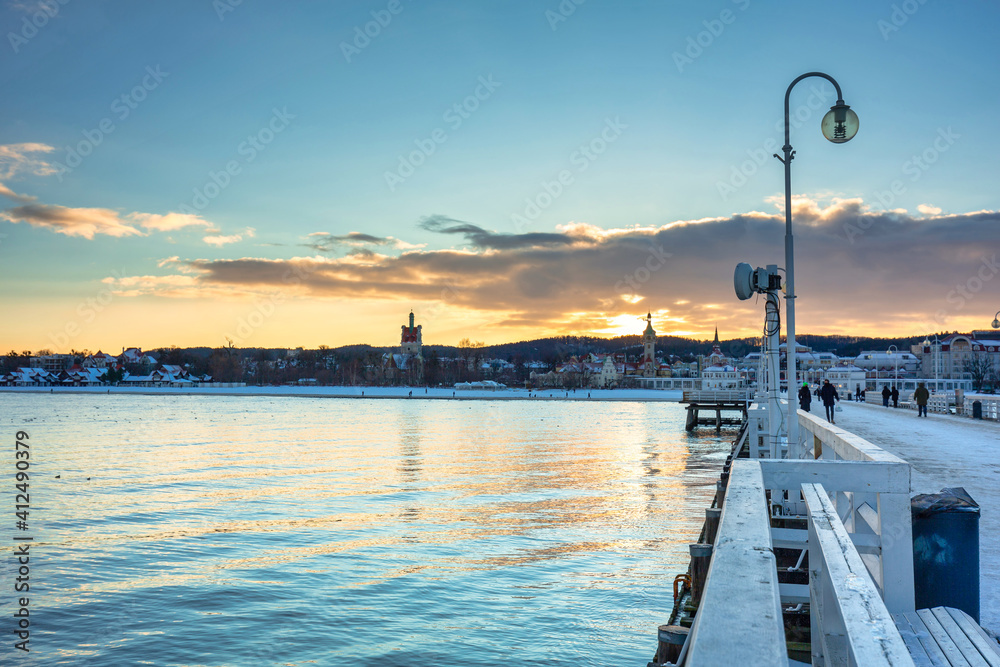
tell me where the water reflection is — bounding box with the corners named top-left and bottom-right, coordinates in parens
top-left (0, 393), bottom-right (732, 666)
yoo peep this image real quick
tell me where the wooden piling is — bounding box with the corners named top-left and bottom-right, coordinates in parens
top-left (704, 507), bottom-right (722, 545)
top-left (656, 624), bottom-right (689, 664)
top-left (689, 542), bottom-right (713, 606)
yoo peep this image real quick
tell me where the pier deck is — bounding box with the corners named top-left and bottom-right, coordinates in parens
top-left (833, 401), bottom-right (1000, 635)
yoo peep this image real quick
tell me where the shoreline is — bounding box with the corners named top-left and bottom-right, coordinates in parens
top-left (0, 385), bottom-right (684, 402)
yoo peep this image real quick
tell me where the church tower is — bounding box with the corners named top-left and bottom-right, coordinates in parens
top-left (400, 310), bottom-right (422, 358)
top-left (642, 312), bottom-right (657, 377)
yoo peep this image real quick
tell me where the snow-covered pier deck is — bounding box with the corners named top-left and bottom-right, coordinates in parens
top-left (676, 400), bottom-right (1000, 666)
top-left (834, 400), bottom-right (1000, 634)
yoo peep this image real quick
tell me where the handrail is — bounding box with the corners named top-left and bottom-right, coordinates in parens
top-left (685, 460), bottom-right (788, 666)
top-left (802, 483), bottom-right (915, 666)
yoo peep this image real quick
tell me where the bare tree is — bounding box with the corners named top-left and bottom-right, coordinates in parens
top-left (963, 355), bottom-right (994, 392)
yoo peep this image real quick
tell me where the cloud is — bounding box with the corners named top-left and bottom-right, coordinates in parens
top-left (103, 198), bottom-right (1000, 337)
top-left (0, 143), bottom-right (56, 180)
top-left (0, 143), bottom-right (57, 204)
top-left (917, 204), bottom-right (942, 216)
top-left (131, 212), bottom-right (214, 232)
top-left (418, 214), bottom-right (591, 249)
top-left (0, 204), bottom-right (144, 239)
top-left (303, 230), bottom-right (423, 253)
top-left (0, 182), bottom-right (36, 204)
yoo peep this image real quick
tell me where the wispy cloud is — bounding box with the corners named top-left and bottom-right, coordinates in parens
top-left (204, 227), bottom-right (255, 247)
top-left (0, 142), bottom-right (56, 203)
top-left (0, 204), bottom-right (145, 239)
top-left (418, 214), bottom-right (590, 250)
top-left (302, 230), bottom-right (423, 253)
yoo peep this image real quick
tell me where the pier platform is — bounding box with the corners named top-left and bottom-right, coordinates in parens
top-left (833, 400), bottom-right (1000, 635)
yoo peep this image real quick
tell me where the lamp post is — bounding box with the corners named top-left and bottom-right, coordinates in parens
top-left (887, 345), bottom-right (898, 390)
top-left (992, 311), bottom-right (1000, 329)
top-left (776, 73), bottom-right (859, 457)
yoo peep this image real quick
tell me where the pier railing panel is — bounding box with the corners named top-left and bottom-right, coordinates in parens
top-left (686, 459), bottom-right (788, 666)
top-left (765, 411), bottom-right (915, 614)
top-left (802, 483), bottom-right (915, 666)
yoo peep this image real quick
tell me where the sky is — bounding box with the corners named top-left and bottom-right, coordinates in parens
top-left (1, 0), bottom-right (999, 353)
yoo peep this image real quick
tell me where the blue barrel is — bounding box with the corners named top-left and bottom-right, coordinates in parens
top-left (911, 487), bottom-right (980, 622)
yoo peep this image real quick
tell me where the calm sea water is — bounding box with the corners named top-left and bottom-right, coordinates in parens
top-left (0, 393), bottom-right (733, 666)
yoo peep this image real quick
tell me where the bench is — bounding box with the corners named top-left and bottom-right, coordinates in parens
top-left (894, 607), bottom-right (1000, 666)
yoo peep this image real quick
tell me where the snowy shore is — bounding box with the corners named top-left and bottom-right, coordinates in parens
top-left (0, 385), bottom-right (683, 402)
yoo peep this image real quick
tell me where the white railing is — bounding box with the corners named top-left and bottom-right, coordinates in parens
top-left (685, 411), bottom-right (917, 663)
top-left (964, 395), bottom-right (1000, 420)
top-left (767, 410), bottom-right (915, 613)
top-left (685, 459), bottom-right (788, 666)
top-left (682, 389), bottom-right (750, 403)
top-left (802, 483), bottom-right (915, 666)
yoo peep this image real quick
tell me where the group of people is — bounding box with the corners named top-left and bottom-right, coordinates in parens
top-left (797, 379), bottom-right (841, 424)
top-left (798, 380), bottom-right (932, 420)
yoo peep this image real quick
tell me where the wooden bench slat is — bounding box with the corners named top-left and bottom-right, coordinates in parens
top-left (895, 611), bottom-right (950, 666)
top-left (941, 607), bottom-right (1000, 666)
top-left (916, 608), bottom-right (974, 667)
top-left (929, 607), bottom-right (1000, 667)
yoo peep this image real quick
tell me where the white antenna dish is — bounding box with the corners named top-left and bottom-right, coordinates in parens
top-left (734, 262), bottom-right (755, 300)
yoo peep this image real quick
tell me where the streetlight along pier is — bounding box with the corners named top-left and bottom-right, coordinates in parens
top-left (649, 73), bottom-right (1000, 665)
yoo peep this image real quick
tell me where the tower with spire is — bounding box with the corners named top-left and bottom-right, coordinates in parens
top-left (708, 325), bottom-right (726, 366)
top-left (642, 312), bottom-right (657, 377)
top-left (400, 310), bottom-right (423, 358)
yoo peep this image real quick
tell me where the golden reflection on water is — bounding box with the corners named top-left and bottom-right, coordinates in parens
top-left (1, 393), bottom-right (735, 663)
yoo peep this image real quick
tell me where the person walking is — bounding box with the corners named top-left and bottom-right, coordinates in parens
top-left (798, 382), bottom-right (812, 412)
top-left (913, 381), bottom-right (929, 417)
top-left (820, 379), bottom-right (839, 423)
top-left (891, 385), bottom-right (900, 408)
top-left (881, 385), bottom-right (891, 407)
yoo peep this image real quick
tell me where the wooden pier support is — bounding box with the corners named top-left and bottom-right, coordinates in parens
top-left (704, 508), bottom-right (722, 545)
top-left (688, 542), bottom-right (713, 606)
top-left (656, 625), bottom-right (689, 664)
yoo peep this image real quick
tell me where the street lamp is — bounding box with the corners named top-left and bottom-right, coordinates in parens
top-left (992, 311), bottom-right (1000, 329)
top-left (887, 345), bottom-right (898, 390)
top-left (776, 72), bottom-right (859, 457)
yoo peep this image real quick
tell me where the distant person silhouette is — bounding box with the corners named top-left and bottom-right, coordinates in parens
top-left (891, 386), bottom-right (899, 408)
top-left (881, 385), bottom-right (891, 407)
top-left (798, 382), bottom-right (812, 413)
top-left (913, 382), bottom-right (930, 417)
top-left (820, 379), bottom-right (839, 423)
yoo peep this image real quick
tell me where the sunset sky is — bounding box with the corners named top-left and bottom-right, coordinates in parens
top-left (1, 0), bottom-right (999, 353)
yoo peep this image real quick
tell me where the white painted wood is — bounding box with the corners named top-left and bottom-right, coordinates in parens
top-left (760, 459), bottom-right (909, 493)
top-left (798, 410), bottom-right (909, 464)
top-left (896, 610), bottom-right (951, 666)
top-left (929, 607), bottom-right (994, 666)
top-left (802, 483), bottom-right (916, 666)
top-left (686, 460), bottom-right (788, 666)
top-left (771, 526), bottom-right (880, 554)
top-left (779, 582), bottom-right (809, 604)
top-left (943, 607), bottom-right (1000, 665)
top-left (879, 492), bottom-right (916, 613)
top-left (915, 608), bottom-right (973, 666)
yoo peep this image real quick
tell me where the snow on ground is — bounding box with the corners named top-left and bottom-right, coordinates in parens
top-left (833, 399), bottom-right (1000, 633)
top-left (0, 385), bottom-right (683, 402)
